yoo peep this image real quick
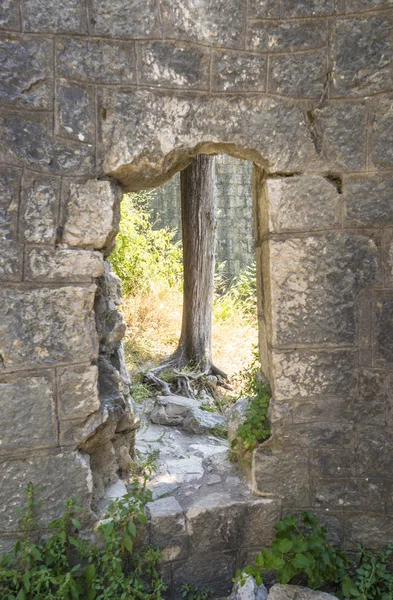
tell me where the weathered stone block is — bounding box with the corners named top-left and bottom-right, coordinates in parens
top-left (21, 172), bottom-right (60, 244)
top-left (275, 423), bottom-right (354, 448)
top-left (253, 446), bottom-right (310, 506)
top-left (59, 412), bottom-right (107, 447)
top-left (345, 514), bottom-right (393, 550)
top-left (0, 451), bottom-right (92, 531)
top-left (311, 102), bottom-right (367, 171)
top-left (330, 16), bottom-right (392, 97)
top-left (269, 50), bottom-right (327, 98)
top-left (356, 369), bottom-right (387, 426)
top-left (313, 478), bottom-right (385, 511)
top-left (280, 0), bottom-right (343, 16)
top-left (0, 0), bottom-right (20, 30)
top-left (0, 373), bottom-right (56, 452)
top-left (139, 42), bottom-right (210, 90)
top-left (369, 96), bottom-right (393, 170)
top-left (25, 247), bottom-right (104, 282)
top-left (58, 365), bottom-right (100, 420)
top-left (269, 585), bottom-right (339, 600)
top-left (171, 551), bottom-right (237, 599)
top-left (24, 0), bottom-right (87, 33)
top-left (267, 232), bottom-right (379, 347)
top-left (186, 496), bottom-right (280, 551)
top-left (267, 175), bottom-right (340, 233)
top-left (271, 349), bottom-right (358, 401)
top-left (248, 0), bottom-right (280, 17)
top-left (62, 180), bottom-right (121, 252)
top-left (0, 286), bottom-right (98, 369)
top-left (292, 398), bottom-right (354, 424)
top-left (161, 0), bottom-right (246, 49)
top-left (0, 34), bottom-right (53, 109)
top-left (375, 292), bottom-right (393, 367)
top-left (347, 0), bottom-right (393, 12)
top-left (56, 37), bottom-right (136, 84)
top-left (247, 19), bottom-right (327, 52)
top-left (212, 51), bottom-right (267, 92)
top-left (311, 449), bottom-right (356, 478)
top-left (383, 229), bottom-right (393, 287)
top-left (0, 166), bottom-right (22, 281)
top-left (90, 0), bottom-right (161, 37)
top-left (357, 426), bottom-right (393, 476)
top-left (56, 81), bottom-right (95, 143)
top-left (0, 111), bottom-right (95, 174)
top-left (146, 497), bottom-right (186, 543)
top-left (344, 173), bottom-right (393, 227)
top-left (100, 89), bottom-right (319, 188)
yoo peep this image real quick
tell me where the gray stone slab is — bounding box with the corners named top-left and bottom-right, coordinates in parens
top-left (25, 247), bottom-right (104, 282)
top-left (139, 41), bottom-right (210, 90)
top-left (0, 373), bottom-right (57, 452)
top-left (56, 80), bottom-right (95, 143)
top-left (89, 0), bottom-right (161, 38)
top-left (0, 34), bottom-right (53, 109)
top-left (58, 365), bottom-right (100, 420)
top-left (375, 291), bottom-right (393, 367)
top-left (269, 50), bottom-right (327, 98)
top-left (21, 172), bottom-right (59, 244)
top-left (56, 37), bottom-right (136, 84)
top-left (271, 349), bottom-right (358, 401)
top-left (100, 88), bottom-right (320, 189)
top-left (0, 166), bottom-right (22, 281)
top-left (247, 0), bottom-right (280, 18)
top-left (0, 111), bottom-right (95, 174)
top-left (247, 19), bottom-right (327, 52)
top-left (0, 286), bottom-right (98, 369)
top-left (268, 232), bottom-right (380, 347)
top-left (171, 551), bottom-right (237, 599)
top-left (160, 0), bottom-right (246, 49)
top-left (369, 96), bottom-right (393, 170)
top-left (146, 496), bottom-right (186, 543)
top-left (344, 173), bottom-right (393, 227)
top-left (62, 180), bottom-right (121, 252)
top-left (0, 451), bottom-right (93, 531)
top-left (311, 101), bottom-right (367, 171)
top-left (313, 478), bottom-right (385, 512)
top-left (186, 496), bottom-right (280, 551)
top-left (0, 0), bottom-right (20, 30)
top-left (347, 0), bottom-right (393, 12)
top-left (330, 16), bottom-right (393, 97)
top-left (212, 51), bottom-right (267, 92)
top-left (269, 585), bottom-right (338, 600)
top-left (24, 0), bottom-right (87, 33)
top-left (280, 0), bottom-right (343, 16)
top-left (267, 175), bottom-right (340, 232)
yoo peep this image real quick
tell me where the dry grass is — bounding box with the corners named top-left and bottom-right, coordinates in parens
top-left (121, 282), bottom-right (258, 392)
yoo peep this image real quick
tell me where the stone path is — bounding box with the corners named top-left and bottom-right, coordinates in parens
top-left (133, 395), bottom-right (281, 599)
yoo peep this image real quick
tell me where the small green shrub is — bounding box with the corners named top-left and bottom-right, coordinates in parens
top-left (109, 191), bottom-right (182, 296)
top-left (181, 583), bottom-right (214, 600)
top-left (0, 481), bottom-right (165, 600)
top-left (238, 512), bottom-right (348, 591)
top-left (342, 544), bottom-right (393, 600)
top-left (231, 352), bottom-right (271, 454)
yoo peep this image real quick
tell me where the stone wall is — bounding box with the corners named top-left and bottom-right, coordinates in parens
top-left (149, 154), bottom-right (254, 279)
top-left (1, 0), bottom-right (393, 577)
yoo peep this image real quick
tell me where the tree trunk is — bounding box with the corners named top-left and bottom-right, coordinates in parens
top-left (176, 154), bottom-right (216, 370)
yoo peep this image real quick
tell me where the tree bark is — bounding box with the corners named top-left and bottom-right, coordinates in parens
top-left (176, 154), bottom-right (216, 370)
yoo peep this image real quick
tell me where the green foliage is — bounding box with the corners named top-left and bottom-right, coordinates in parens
top-left (231, 351), bottom-right (271, 454)
top-left (0, 481), bottom-right (165, 600)
top-left (214, 262), bottom-right (257, 320)
top-left (181, 583), bottom-right (214, 600)
top-left (238, 512), bottom-right (348, 591)
top-left (109, 191), bottom-right (182, 296)
top-left (342, 544), bottom-right (393, 600)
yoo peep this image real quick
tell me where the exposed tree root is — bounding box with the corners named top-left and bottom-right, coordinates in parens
top-left (143, 355), bottom-right (233, 399)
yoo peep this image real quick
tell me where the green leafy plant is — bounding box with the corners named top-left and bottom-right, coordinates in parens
top-left (214, 262), bottom-right (257, 321)
top-left (231, 351), bottom-right (271, 454)
top-left (238, 512), bottom-right (348, 591)
top-left (0, 481), bottom-right (165, 600)
top-left (181, 583), bottom-right (214, 600)
top-left (109, 191), bottom-right (183, 296)
top-left (342, 544), bottom-right (393, 600)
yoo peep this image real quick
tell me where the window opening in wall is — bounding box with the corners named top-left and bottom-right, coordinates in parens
top-left (108, 153), bottom-right (269, 508)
